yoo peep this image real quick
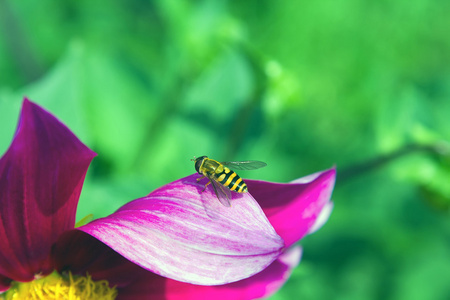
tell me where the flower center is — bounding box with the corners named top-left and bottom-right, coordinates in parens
top-left (2, 271), bottom-right (117, 300)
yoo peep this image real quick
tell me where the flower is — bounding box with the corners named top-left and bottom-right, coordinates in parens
top-left (0, 98), bottom-right (335, 299)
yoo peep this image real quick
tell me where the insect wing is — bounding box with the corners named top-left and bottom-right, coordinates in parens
top-left (206, 174), bottom-right (231, 207)
top-left (221, 160), bottom-right (267, 170)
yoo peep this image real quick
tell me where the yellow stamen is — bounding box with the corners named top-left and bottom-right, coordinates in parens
top-left (3, 271), bottom-right (117, 300)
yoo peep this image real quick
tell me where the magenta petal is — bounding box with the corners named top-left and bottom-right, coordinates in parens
top-left (77, 174), bottom-right (285, 285)
top-left (0, 99), bottom-right (96, 281)
top-left (246, 168), bottom-right (336, 248)
top-left (307, 200), bottom-right (334, 234)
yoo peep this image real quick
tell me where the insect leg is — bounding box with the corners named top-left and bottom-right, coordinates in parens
top-left (201, 181), bottom-right (211, 192)
top-left (197, 175), bottom-right (206, 182)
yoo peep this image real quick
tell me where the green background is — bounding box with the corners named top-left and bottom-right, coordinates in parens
top-left (1, 1), bottom-right (450, 299)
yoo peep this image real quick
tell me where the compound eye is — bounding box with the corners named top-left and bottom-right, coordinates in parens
top-left (194, 158), bottom-right (205, 173)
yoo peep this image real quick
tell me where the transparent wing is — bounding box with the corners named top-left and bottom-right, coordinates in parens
top-left (206, 174), bottom-right (231, 207)
top-left (221, 160), bottom-right (267, 170)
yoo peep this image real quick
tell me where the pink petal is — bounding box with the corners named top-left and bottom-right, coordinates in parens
top-left (115, 246), bottom-right (301, 300)
top-left (54, 230), bottom-right (300, 300)
top-left (246, 168), bottom-right (336, 248)
top-left (0, 99), bottom-right (96, 281)
top-left (159, 246), bottom-right (302, 300)
top-left (76, 174), bottom-right (285, 285)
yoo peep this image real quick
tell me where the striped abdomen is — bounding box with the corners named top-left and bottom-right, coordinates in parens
top-left (215, 167), bottom-right (248, 193)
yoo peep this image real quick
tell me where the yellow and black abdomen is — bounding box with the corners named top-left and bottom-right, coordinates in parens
top-left (215, 167), bottom-right (248, 193)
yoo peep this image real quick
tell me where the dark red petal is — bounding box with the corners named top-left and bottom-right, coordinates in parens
top-left (246, 168), bottom-right (336, 247)
top-left (0, 275), bottom-right (12, 292)
top-left (53, 230), bottom-right (143, 288)
top-left (54, 231), bottom-right (164, 298)
top-left (0, 99), bottom-right (96, 281)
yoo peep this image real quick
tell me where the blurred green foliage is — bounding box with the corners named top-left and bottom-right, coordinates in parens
top-left (1, 0), bottom-right (450, 299)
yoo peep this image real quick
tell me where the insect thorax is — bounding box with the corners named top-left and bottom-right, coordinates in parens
top-left (202, 158), bottom-right (222, 174)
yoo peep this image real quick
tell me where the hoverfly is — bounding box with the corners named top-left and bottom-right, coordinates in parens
top-left (192, 156), bottom-right (267, 207)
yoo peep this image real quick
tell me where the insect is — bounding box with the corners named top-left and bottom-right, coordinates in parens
top-left (192, 156), bottom-right (267, 207)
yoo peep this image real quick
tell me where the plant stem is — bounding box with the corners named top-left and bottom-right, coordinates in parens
top-left (338, 143), bottom-right (448, 183)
